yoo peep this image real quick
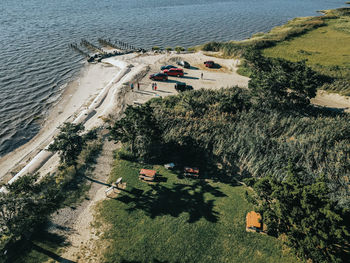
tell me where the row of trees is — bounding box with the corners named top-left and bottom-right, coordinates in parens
top-left (0, 123), bottom-right (98, 262)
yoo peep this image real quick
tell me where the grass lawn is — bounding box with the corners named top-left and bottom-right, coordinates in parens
top-left (96, 153), bottom-right (299, 263)
top-left (263, 16), bottom-right (350, 79)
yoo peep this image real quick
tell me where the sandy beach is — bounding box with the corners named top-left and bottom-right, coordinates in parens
top-left (1, 51), bottom-right (349, 187)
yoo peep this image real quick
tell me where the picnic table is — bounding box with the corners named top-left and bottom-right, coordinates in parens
top-left (139, 169), bottom-right (156, 177)
top-left (139, 169), bottom-right (157, 182)
top-left (184, 167), bottom-right (199, 177)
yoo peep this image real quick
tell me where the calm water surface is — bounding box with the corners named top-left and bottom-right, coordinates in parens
top-left (0, 0), bottom-right (346, 157)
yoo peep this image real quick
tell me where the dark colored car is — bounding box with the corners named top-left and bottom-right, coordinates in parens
top-left (160, 65), bottom-right (176, 71)
top-left (149, 72), bottom-right (168, 81)
top-left (175, 82), bottom-right (193, 92)
top-left (204, 60), bottom-right (215, 68)
top-left (177, 60), bottom-right (190, 68)
top-left (163, 68), bottom-right (184, 77)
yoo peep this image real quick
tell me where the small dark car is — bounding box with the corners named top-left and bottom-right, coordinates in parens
top-left (204, 60), bottom-right (215, 68)
top-left (160, 65), bottom-right (176, 71)
top-left (149, 73), bottom-right (168, 81)
top-left (175, 82), bottom-right (193, 92)
top-left (177, 60), bottom-right (190, 68)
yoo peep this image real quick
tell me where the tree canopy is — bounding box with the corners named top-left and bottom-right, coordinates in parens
top-left (245, 49), bottom-right (321, 108)
top-left (48, 122), bottom-right (86, 166)
top-left (251, 164), bottom-right (349, 263)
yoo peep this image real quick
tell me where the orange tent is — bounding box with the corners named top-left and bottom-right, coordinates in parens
top-left (246, 211), bottom-right (262, 230)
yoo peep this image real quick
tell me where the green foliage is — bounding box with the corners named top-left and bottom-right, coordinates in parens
top-left (174, 46), bottom-right (185, 53)
top-left (165, 46), bottom-right (172, 52)
top-left (95, 152), bottom-right (298, 262)
top-left (262, 9), bottom-right (350, 85)
top-left (246, 50), bottom-right (320, 108)
top-left (152, 46), bottom-right (160, 51)
top-left (48, 122), bottom-right (85, 166)
top-left (1, 132), bottom-right (102, 262)
top-left (0, 174), bottom-right (59, 261)
top-left (108, 105), bottom-right (161, 161)
top-left (199, 14), bottom-right (328, 58)
top-left (109, 88), bottom-right (350, 209)
top-left (322, 79), bottom-right (350, 96)
top-left (252, 164), bottom-right (350, 262)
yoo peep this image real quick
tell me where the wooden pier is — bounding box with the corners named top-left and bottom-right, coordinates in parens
top-left (69, 38), bottom-right (147, 63)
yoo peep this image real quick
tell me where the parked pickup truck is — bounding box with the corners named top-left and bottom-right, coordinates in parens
top-left (175, 82), bottom-right (193, 92)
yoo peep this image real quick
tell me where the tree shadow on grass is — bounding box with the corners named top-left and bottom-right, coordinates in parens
top-left (6, 230), bottom-right (73, 263)
top-left (117, 180), bottom-right (225, 223)
top-left (31, 243), bottom-right (76, 263)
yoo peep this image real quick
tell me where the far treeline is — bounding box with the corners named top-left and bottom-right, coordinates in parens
top-left (199, 7), bottom-right (350, 94)
top-left (109, 51), bottom-right (350, 262)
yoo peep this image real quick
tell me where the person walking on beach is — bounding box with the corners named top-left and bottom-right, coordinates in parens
top-left (131, 83), bottom-right (134, 92)
top-left (137, 82), bottom-right (140, 90)
top-left (152, 83), bottom-right (155, 90)
top-left (201, 72), bottom-right (203, 80)
top-left (154, 83), bottom-right (157, 91)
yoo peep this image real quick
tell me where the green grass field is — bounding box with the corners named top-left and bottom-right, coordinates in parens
top-left (96, 152), bottom-right (299, 263)
top-left (263, 14), bottom-right (350, 80)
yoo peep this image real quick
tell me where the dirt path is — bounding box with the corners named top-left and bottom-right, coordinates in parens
top-left (48, 138), bottom-right (118, 263)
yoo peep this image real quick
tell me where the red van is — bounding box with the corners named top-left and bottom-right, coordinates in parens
top-left (163, 68), bottom-right (184, 77)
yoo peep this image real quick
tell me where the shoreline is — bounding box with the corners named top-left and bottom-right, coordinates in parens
top-left (0, 61), bottom-right (121, 184)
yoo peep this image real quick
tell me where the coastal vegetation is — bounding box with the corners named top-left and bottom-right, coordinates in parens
top-left (107, 55), bottom-right (350, 262)
top-left (0, 123), bottom-right (102, 263)
top-left (200, 7), bottom-right (350, 94)
top-left (248, 165), bottom-right (349, 262)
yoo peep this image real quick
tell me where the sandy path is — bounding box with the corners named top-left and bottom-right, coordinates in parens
top-left (49, 138), bottom-right (118, 263)
top-left (312, 90), bottom-right (350, 112)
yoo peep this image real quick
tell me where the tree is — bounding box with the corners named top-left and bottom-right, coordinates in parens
top-left (109, 105), bottom-right (161, 161)
top-left (48, 122), bottom-right (85, 166)
top-left (174, 46), bottom-right (185, 53)
top-left (0, 174), bottom-right (57, 257)
top-left (245, 50), bottom-right (320, 108)
top-left (252, 164), bottom-right (350, 262)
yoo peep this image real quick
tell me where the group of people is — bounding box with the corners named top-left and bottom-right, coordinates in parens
top-left (130, 82), bottom-right (140, 92)
top-left (131, 72), bottom-right (204, 93)
top-left (151, 83), bottom-right (158, 91)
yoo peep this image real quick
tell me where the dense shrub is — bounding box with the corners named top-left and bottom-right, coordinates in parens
top-left (109, 87), bottom-right (350, 207)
